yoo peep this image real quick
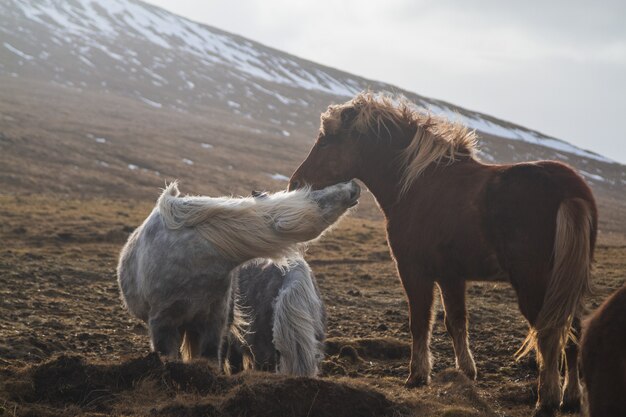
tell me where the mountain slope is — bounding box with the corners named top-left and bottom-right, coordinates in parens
top-left (0, 0), bottom-right (625, 235)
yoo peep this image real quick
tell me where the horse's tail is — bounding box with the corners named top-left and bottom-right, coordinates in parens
top-left (180, 330), bottom-right (197, 362)
top-left (272, 264), bottom-right (325, 377)
top-left (517, 198), bottom-right (594, 358)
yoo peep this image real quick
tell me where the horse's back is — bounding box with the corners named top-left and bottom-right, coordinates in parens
top-left (581, 283), bottom-right (626, 417)
top-left (483, 161), bottom-right (597, 262)
top-left (488, 161), bottom-right (595, 203)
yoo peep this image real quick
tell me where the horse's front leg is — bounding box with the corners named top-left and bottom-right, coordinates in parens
top-left (397, 261), bottom-right (435, 387)
top-left (148, 314), bottom-right (182, 360)
top-left (438, 279), bottom-right (477, 380)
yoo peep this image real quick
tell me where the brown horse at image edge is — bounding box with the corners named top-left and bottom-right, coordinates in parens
top-left (289, 93), bottom-right (597, 417)
top-left (581, 283), bottom-right (626, 417)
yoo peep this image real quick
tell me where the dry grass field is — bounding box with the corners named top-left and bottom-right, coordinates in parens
top-left (0, 194), bottom-right (624, 417)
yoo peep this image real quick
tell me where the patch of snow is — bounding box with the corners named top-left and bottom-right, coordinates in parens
top-left (128, 164), bottom-right (138, 170)
top-left (201, 143), bottom-right (213, 149)
top-left (137, 96), bottom-right (162, 108)
top-left (143, 67), bottom-right (167, 84)
top-left (182, 158), bottom-right (193, 165)
top-left (78, 55), bottom-right (95, 67)
top-left (227, 100), bottom-right (241, 108)
top-left (477, 150), bottom-right (496, 162)
top-left (95, 137), bottom-right (106, 143)
top-left (269, 173), bottom-right (290, 182)
top-left (579, 170), bottom-right (605, 182)
top-left (281, 130), bottom-right (290, 137)
top-left (423, 103), bottom-right (614, 163)
top-left (3, 42), bottom-right (34, 60)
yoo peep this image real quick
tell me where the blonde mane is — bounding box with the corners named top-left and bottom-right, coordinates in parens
top-left (321, 92), bottom-right (478, 195)
top-left (157, 182), bottom-right (323, 262)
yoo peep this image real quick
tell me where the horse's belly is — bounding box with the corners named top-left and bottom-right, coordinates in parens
top-left (470, 268), bottom-right (509, 282)
top-left (467, 251), bottom-right (508, 281)
top-left (433, 248), bottom-right (507, 282)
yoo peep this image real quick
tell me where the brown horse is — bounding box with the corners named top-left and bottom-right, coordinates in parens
top-left (581, 283), bottom-right (626, 417)
top-left (289, 93), bottom-right (597, 417)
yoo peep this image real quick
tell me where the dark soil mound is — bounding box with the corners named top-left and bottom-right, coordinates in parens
top-left (30, 354), bottom-right (161, 406)
top-left (326, 337), bottom-right (410, 360)
top-left (2, 354), bottom-right (398, 417)
top-left (222, 377), bottom-right (395, 417)
top-left (152, 402), bottom-right (222, 417)
top-left (6, 353), bottom-right (228, 412)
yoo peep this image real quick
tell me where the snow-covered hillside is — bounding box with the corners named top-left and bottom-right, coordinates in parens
top-left (0, 0), bottom-right (622, 179)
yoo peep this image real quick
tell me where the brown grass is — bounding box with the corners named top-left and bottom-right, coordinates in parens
top-left (1, 195), bottom-right (624, 416)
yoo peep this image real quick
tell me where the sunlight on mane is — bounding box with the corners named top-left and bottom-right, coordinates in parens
top-left (321, 92), bottom-right (479, 195)
top-left (157, 181), bottom-right (321, 263)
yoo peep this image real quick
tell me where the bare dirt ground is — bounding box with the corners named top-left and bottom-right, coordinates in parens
top-left (0, 194), bottom-right (624, 417)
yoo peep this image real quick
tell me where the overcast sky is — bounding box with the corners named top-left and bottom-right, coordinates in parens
top-left (144, 0), bottom-right (626, 163)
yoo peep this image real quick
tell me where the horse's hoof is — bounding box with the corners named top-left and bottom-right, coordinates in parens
top-left (405, 375), bottom-right (430, 388)
top-left (532, 405), bottom-right (557, 417)
top-left (561, 384), bottom-right (582, 414)
top-left (460, 366), bottom-right (477, 380)
top-left (560, 398), bottom-right (581, 414)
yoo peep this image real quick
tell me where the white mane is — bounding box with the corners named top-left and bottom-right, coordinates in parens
top-left (157, 182), bottom-right (323, 262)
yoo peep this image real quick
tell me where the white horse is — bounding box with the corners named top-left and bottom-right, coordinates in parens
top-left (225, 256), bottom-right (326, 377)
top-left (117, 180), bottom-right (359, 365)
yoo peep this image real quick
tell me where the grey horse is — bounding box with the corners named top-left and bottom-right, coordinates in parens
top-left (117, 180), bottom-right (359, 365)
top-left (225, 256), bottom-right (326, 376)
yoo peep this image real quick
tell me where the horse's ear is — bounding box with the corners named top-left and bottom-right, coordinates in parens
top-left (252, 190), bottom-right (269, 199)
top-left (340, 107), bottom-right (358, 126)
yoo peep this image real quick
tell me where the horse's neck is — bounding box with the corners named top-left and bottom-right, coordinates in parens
top-left (357, 155), bottom-right (404, 217)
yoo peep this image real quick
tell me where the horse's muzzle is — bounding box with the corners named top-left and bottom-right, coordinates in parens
top-left (347, 181), bottom-right (360, 206)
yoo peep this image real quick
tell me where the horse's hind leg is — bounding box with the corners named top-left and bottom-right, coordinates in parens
top-left (561, 314), bottom-right (582, 412)
top-left (438, 280), bottom-right (477, 380)
top-left (194, 298), bottom-right (231, 367)
top-left (535, 328), bottom-right (562, 417)
top-left (222, 336), bottom-right (244, 375)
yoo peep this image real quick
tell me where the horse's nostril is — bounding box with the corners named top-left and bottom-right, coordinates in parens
top-left (290, 180), bottom-right (300, 190)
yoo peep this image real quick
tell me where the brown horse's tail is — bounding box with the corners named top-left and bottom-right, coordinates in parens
top-left (517, 198), bottom-right (594, 359)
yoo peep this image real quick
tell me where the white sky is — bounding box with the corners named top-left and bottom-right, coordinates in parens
top-left (144, 0), bottom-right (626, 163)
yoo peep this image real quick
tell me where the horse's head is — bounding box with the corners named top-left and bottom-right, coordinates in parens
top-left (309, 180), bottom-right (360, 225)
top-left (289, 101), bottom-right (365, 191)
top-left (290, 93), bottom-right (410, 192)
top-left (271, 181), bottom-right (360, 243)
